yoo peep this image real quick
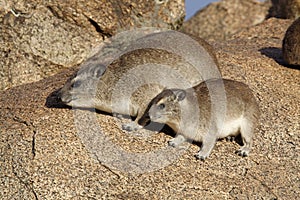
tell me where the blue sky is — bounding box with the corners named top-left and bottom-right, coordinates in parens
top-left (185, 0), bottom-right (266, 20)
top-left (185, 0), bottom-right (218, 20)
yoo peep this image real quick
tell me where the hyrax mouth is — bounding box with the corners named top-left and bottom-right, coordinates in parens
top-left (58, 91), bottom-right (73, 104)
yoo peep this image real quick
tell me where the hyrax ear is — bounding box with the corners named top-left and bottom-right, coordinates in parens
top-left (172, 89), bottom-right (186, 101)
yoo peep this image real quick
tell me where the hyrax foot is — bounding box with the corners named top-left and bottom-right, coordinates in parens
top-left (236, 146), bottom-right (250, 157)
top-left (195, 151), bottom-right (210, 161)
top-left (226, 136), bottom-right (235, 142)
top-left (168, 135), bottom-right (186, 147)
top-left (195, 136), bottom-right (216, 161)
top-left (113, 113), bottom-right (124, 119)
top-left (122, 122), bottom-right (142, 132)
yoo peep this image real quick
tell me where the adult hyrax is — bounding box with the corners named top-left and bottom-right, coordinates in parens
top-left (59, 31), bottom-right (221, 131)
top-left (141, 79), bottom-right (259, 160)
top-left (282, 17), bottom-right (300, 66)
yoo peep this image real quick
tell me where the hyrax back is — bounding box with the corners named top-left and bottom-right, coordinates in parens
top-left (143, 79), bottom-right (260, 160)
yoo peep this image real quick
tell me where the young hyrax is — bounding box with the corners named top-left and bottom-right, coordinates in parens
top-left (141, 79), bottom-right (260, 160)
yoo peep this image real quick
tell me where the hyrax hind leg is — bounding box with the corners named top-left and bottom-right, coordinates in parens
top-left (236, 119), bottom-right (254, 157)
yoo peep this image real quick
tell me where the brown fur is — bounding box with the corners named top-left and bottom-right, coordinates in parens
top-left (141, 79), bottom-right (260, 160)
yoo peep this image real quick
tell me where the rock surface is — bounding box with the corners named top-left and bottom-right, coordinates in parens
top-left (0, 0), bottom-right (185, 90)
top-left (1, 18), bottom-right (299, 199)
top-left (181, 0), bottom-right (271, 41)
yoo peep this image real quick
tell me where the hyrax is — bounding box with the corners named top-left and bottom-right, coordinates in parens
top-left (141, 79), bottom-right (259, 160)
top-left (58, 31), bottom-right (221, 131)
top-left (270, 0), bottom-right (300, 19)
top-left (282, 17), bottom-right (300, 66)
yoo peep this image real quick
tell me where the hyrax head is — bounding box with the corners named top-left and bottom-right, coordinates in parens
top-left (58, 64), bottom-right (106, 108)
top-left (148, 88), bottom-right (186, 124)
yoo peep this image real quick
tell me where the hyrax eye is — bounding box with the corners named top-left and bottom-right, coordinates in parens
top-left (71, 80), bottom-right (82, 88)
top-left (158, 103), bottom-right (165, 110)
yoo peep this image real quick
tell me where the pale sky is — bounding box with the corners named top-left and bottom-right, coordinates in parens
top-left (185, 0), bottom-right (218, 20)
top-left (185, 0), bottom-right (267, 20)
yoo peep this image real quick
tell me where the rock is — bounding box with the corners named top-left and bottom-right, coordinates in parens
top-left (181, 0), bottom-right (271, 41)
top-left (0, 0), bottom-right (185, 90)
top-left (269, 0), bottom-right (300, 19)
top-left (282, 17), bottom-right (300, 66)
top-left (1, 18), bottom-right (299, 199)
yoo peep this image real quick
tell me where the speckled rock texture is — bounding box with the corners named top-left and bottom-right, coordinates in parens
top-left (0, 0), bottom-right (185, 90)
top-left (1, 18), bottom-right (299, 199)
top-left (181, 0), bottom-right (271, 41)
top-left (282, 17), bottom-right (300, 66)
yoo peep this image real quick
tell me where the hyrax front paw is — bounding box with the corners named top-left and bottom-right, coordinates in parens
top-left (122, 122), bottom-right (142, 132)
top-left (226, 136), bottom-right (235, 142)
top-left (168, 135), bottom-right (186, 147)
top-left (236, 146), bottom-right (250, 157)
top-left (195, 151), bottom-right (209, 161)
top-left (168, 139), bottom-right (179, 147)
top-left (113, 113), bottom-right (124, 119)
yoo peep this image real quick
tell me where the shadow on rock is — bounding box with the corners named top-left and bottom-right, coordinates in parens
top-left (259, 47), bottom-right (299, 70)
top-left (45, 88), bottom-right (69, 109)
